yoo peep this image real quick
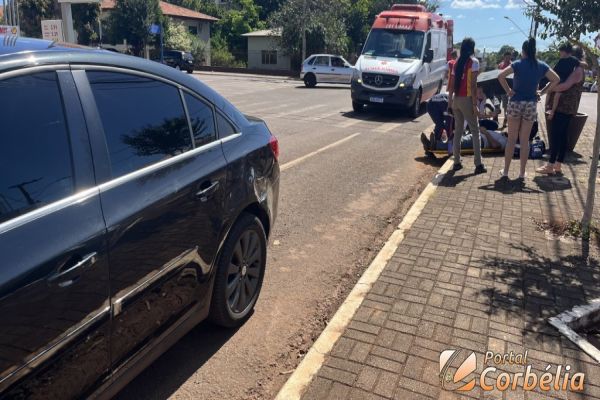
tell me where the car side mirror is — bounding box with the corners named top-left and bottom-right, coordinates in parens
top-left (424, 49), bottom-right (434, 63)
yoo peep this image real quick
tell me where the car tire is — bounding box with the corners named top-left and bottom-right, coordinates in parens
top-left (187, 69), bottom-right (194, 74)
top-left (209, 213), bottom-right (267, 328)
top-left (304, 73), bottom-right (317, 88)
top-left (352, 100), bottom-right (364, 113)
top-left (410, 89), bottom-right (422, 118)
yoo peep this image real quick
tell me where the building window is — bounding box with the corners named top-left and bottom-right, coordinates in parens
top-left (261, 50), bottom-right (277, 65)
top-left (188, 26), bottom-right (198, 36)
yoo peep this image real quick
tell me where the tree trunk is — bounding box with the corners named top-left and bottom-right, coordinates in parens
top-left (581, 55), bottom-right (600, 235)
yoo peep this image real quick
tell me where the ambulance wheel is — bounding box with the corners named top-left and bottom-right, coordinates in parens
top-left (352, 101), bottom-right (365, 113)
top-left (410, 89), bottom-right (422, 118)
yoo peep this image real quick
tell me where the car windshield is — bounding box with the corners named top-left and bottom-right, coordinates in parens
top-left (362, 29), bottom-right (424, 59)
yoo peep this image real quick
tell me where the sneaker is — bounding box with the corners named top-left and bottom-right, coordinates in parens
top-left (474, 164), bottom-right (487, 174)
top-left (420, 132), bottom-right (431, 151)
top-left (453, 163), bottom-right (463, 171)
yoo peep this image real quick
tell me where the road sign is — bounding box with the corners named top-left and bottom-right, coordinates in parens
top-left (149, 24), bottom-right (161, 35)
top-left (41, 20), bottom-right (65, 42)
top-left (0, 25), bottom-right (19, 36)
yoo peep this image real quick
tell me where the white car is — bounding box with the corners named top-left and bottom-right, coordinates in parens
top-left (300, 54), bottom-right (354, 88)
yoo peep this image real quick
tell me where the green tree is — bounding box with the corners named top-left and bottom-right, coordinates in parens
top-left (18, 0), bottom-right (59, 38)
top-left (346, 0), bottom-right (389, 55)
top-left (395, 0), bottom-right (440, 12)
top-left (531, 0), bottom-right (600, 234)
top-left (270, 0), bottom-right (350, 66)
top-left (164, 20), bottom-right (195, 51)
top-left (255, 0), bottom-right (285, 19)
top-left (72, 3), bottom-right (101, 45)
top-left (216, 0), bottom-right (265, 59)
top-left (108, 0), bottom-right (162, 56)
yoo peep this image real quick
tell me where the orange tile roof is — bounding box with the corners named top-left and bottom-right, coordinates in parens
top-left (101, 0), bottom-right (218, 22)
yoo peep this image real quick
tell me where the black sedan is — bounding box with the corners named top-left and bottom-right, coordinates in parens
top-left (0, 36), bottom-right (279, 399)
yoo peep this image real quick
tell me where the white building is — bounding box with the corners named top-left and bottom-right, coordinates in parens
top-left (242, 28), bottom-right (291, 72)
top-left (101, 0), bottom-right (218, 64)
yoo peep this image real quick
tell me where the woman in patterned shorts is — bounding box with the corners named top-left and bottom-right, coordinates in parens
top-left (498, 38), bottom-right (559, 179)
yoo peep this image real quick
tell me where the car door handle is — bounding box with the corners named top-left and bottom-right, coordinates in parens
top-left (196, 181), bottom-right (220, 202)
top-left (48, 252), bottom-right (98, 288)
top-left (312, 67), bottom-right (316, 70)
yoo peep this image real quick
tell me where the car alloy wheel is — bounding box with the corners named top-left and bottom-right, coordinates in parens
top-left (226, 230), bottom-right (262, 314)
top-left (209, 213), bottom-right (266, 327)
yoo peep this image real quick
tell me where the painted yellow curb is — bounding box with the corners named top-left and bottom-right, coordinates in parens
top-left (275, 156), bottom-right (454, 400)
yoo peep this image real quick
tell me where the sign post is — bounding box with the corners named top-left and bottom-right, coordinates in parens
top-left (41, 20), bottom-right (65, 42)
top-left (57, 0), bottom-right (100, 43)
top-left (149, 24), bottom-right (163, 63)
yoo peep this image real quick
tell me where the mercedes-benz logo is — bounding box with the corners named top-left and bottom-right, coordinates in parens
top-left (374, 75), bottom-right (383, 86)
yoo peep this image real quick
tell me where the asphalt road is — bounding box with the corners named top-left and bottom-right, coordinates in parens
top-left (579, 92), bottom-right (598, 122)
top-left (115, 72), bottom-right (443, 400)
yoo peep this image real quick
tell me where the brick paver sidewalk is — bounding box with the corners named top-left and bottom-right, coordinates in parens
top-left (299, 121), bottom-right (600, 400)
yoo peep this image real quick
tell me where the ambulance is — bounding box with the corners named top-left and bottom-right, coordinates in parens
top-left (351, 4), bottom-right (454, 117)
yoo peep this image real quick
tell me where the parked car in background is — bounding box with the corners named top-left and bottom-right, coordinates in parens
top-left (162, 49), bottom-right (195, 73)
top-left (300, 54), bottom-right (354, 88)
top-left (0, 35), bottom-right (279, 399)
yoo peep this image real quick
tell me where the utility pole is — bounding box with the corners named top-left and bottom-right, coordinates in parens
top-left (301, 0), bottom-right (307, 62)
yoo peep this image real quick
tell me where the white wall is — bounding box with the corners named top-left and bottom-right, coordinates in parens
top-left (246, 36), bottom-right (291, 71)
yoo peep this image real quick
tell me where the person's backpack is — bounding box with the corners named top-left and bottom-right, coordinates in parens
top-left (529, 136), bottom-right (546, 159)
top-left (514, 137), bottom-right (546, 159)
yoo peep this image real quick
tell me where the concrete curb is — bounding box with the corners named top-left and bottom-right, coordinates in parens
top-left (275, 156), bottom-right (454, 400)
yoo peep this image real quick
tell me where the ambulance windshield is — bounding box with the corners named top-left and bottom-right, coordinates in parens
top-left (362, 29), bottom-right (424, 59)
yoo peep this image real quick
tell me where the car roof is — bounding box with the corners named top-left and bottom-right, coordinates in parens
top-left (0, 35), bottom-right (245, 125)
top-left (309, 54), bottom-right (345, 58)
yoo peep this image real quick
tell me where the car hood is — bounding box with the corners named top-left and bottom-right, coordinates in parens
top-left (356, 55), bottom-right (420, 76)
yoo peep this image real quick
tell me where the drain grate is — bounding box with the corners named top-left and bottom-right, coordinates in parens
top-left (549, 299), bottom-right (600, 363)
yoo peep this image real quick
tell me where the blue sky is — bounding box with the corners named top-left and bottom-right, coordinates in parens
top-left (437, 0), bottom-right (553, 52)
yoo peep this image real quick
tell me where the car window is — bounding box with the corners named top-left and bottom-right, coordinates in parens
top-left (88, 71), bottom-right (193, 179)
top-left (184, 93), bottom-right (216, 147)
top-left (0, 72), bottom-right (74, 224)
top-left (307, 57), bottom-right (316, 65)
top-left (313, 56), bottom-right (330, 66)
top-left (331, 57), bottom-right (345, 68)
top-left (217, 113), bottom-right (238, 138)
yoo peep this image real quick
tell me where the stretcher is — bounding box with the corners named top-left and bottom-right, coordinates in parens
top-left (427, 147), bottom-right (504, 157)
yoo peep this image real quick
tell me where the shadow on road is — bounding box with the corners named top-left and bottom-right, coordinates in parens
top-left (339, 109), bottom-right (417, 123)
top-left (414, 155), bottom-right (447, 167)
top-left (114, 321), bottom-right (242, 400)
top-left (294, 85), bottom-right (349, 90)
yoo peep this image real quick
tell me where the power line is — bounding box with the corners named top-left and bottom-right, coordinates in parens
top-left (474, 31), bottom-right (523, 41)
